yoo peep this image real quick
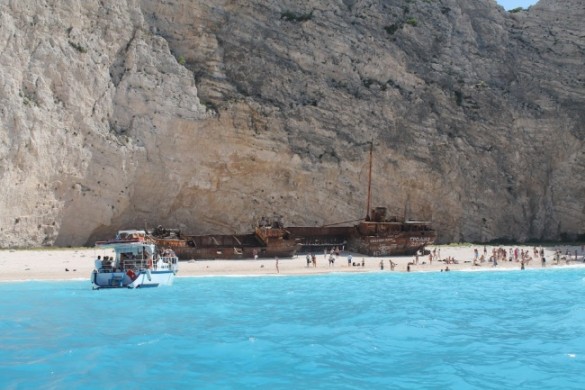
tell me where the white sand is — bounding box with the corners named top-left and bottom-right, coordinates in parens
top-left (1, 244), bottom-right (584, 282)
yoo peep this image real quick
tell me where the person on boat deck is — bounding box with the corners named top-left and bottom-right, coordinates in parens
top-left (104, 256), bottom-right (110, 268)
top-left (145, 253), bottom-right (153, 269)
top-left (118, 253), bottom-right (127, 270)
top-left (95, 256), bottom-right (102, 270)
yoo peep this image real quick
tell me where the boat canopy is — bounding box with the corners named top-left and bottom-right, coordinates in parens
top-left (116, 230), bottom-right (147, 239)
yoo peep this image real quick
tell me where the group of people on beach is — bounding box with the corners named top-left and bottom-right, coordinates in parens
top-left (406, 244), bottom-right (585, 272)
top-left (293, 245), bottom-right (585, 274)
top-left (304, 247), bottom-right (344, 268)
top-left (305, 253), bottom-right (318, 267)
top-left (471, 245), bottom-right (584, 269)
top-left (300, 250), bottom-right (408, 272)
top-left (435, 245), bottom-right (585, 270)
top-left (303, 251), bottom-right (396, 269)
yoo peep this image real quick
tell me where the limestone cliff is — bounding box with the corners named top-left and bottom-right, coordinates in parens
top-left (0, 0), bottom-right (583, 246)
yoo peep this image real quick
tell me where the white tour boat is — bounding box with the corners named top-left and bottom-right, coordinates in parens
top-left (91, 230), bottom-right (179, 289)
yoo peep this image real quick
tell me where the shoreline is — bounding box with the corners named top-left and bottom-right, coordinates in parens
top-left (1, 244), bottom-right (584, 282)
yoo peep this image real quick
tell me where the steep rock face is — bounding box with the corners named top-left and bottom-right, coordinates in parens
top-left (0, 0), bottom-right (583, 246)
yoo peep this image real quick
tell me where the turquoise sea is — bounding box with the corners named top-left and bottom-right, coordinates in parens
top-left (1, 268), bottom-right (585, 389)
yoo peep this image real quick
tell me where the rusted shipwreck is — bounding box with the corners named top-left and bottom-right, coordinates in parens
top-left (349, 207), bottom-right (436, 256)
top-left (150, 217), bottom-right (301, 260)
top-left (288, 207), bottom-right (435, 256)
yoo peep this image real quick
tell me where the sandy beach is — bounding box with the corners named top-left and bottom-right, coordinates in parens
top-left (1, 244), bottom-right (584, 282)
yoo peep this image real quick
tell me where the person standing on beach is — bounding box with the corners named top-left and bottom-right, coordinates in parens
top-left (275, 257), bottom-right (279, 273)
top-left (347, 253), bottom-right (352, 267)
top-left (379, 260), bottom-right (384, 270)
top-left (306, 254), bottom-right (311, 267)
top-left (329, 254), bottom-right (335, 267)
top-left (389, 259), bottom-right (396, 271)
top-left (312, 253), bottom-right (316, 268)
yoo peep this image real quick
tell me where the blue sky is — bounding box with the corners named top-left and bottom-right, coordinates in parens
top-left (496, 0), bottom-right (538, 10)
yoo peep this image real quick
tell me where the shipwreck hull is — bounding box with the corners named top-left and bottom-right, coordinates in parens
top-left (151, 213), bottom-right (436, 259)
top-left (287, 226), bottom-right (353, 253)
top-left (287, 221), bottom-right (436, 256)
top-left (348, 233), bottom-right (436, 256)
top-left (172, 245), bottom-right (298, 260)
top-left (153, 232), bottom-right (300, 260)
top-left (349, 220), bottom-right (437, 256)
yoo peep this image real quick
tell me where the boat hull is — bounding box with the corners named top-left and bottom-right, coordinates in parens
top-left (153, 240), bottom-right (300, 260)
top-left (348, 232), bottom-right (436, 256)
top-left (288, 223), bottom-right (436, 256)
top-left (153, 233), bottom-right (300, 260)
top-left (287, 226), bottom-right (353, 253)
top-left (349, 219), bottom-right (437, 256)
top-left (91, 270), bottom-right (176, 289)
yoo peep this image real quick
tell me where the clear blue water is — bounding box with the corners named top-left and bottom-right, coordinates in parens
top-left (1, 268), bottom-right (585, 389)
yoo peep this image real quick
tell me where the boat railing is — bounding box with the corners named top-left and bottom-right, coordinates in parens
top-left (120, 256), bottom-right (179, 272)
top-left (157, 256), bottom-right (179, 271)
top-left (161, 256), bottom-right (180, 272)
top-left (121, 258), bottom-right (147, 270)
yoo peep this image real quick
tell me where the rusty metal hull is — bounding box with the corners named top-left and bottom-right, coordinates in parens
top-left (348, 231), bottom-right (436, 256)
top-left (152, 229), bottom-right (300, 260)
top-left (348, 220), bottom-right (437, 256)
top-left (288, 221), bottom-right (436, 256)
top-left (287, 226), bottom-right (353, 253)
